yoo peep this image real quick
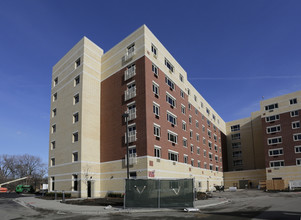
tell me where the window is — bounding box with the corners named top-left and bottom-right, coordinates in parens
top-left (207, 119), bottom-right (211, 127)
top-left (73, 132), bottom-right (79, 143)
top-left (203, 150), bottom-right (207, 157)
top-left (295, 146), bottom-right (301, 153)
top-left (168, 151), bottom-right (178, 161)
top-left (293, 133), bottom-right (301, 141)
top-left (53, 77), bottom-right (58, 87)
top-left (182, 121), bottom-right (187, 131)
top-left (196, 120), bottom-right (199, 128)
top-left (167, 131), bottom-right (178, 144)
top-left (187, 88), bottom-right (190, 95)
top-left (52, 108), bottom-right (57, 118)
top-left (231, 124), bottom-right (240, 132)
top-left (51, 158), bottom-right (55, 166)
top-left (154, 124), bottom-right (161, 137)
top-left (214, 144), bottom-right (218, 151)
top-left (165, 58), bottom-right (174, 72)
top-left (213, 125), bottom-right (216, 132)
top-left (184, 155), bottom-right (188, 164)
top-left (202, 125), bottom-right (205, 132)
top-left (51, 177), bottom-right (55, 191)
top-left (231, 133), bottom-right (240, 140)
top-left (183, 137), bottom-right (187, 147)
top-left (209, 164), bottom-right (213, 170)
top-left (165, 77), bottom-right (175, 90)
top-left (188, 103), bottom-right (191, 110)
top-left (208, 129), bottom-right (212, 138)
top-left (154, 146), bottom-right (161, 158)
top-left (166, 92), bottom-right (176, 107)
top-left (212, 114), bottom-right (216, 121)
top-left (291, 110), bottom-right (299, 117)
top-left (206, 108), bottom-right (210, 116)
top-left (73, 174), bottom-right (78, 191)
top-left (232, 151), bottom-right (242, 158)
top-left (180, 90), bottom-right (185, 98)
top-left (216, 166), bottom-right (219, 172)
top-left (194, 95), bottom-right (197, 102)
top-left (269, 148), bottom-right (283, 156)
top-left (74, 75), bottom-right (80, 86)
top-left (266, 125), bottom-right (281, 134)
top-left (52, 124), bottom-right (56, 133)
top-left (290, 98), bottom-right (297, 105)
top-left (297, 158), bottom-right (301, 166)
top-left (195, 108), bottom-right (198, 115)
top-left (152, 64), bottom-right (158, 76)
top-left (208, 141), bottom-right (212, 149)
top-left (270, 160), bottom-right (284, 167)
top-left (215, 155), bottom-right (218, 161)
top-left (73, 152), bottom-right (78, 162)
top-left (265, 103), bottom-right (278, 111)
top-left (214, 134), bottom-right (217, 142)
top-left (196, 133), bottom-right (199, 142)
top-left (292, 121), bottom-right (300, 129)
top-left (203, 137), bottom-right (206, 145)
top-left (74, 94), bottom-right (79, 104)
top-left (75, 58), bottom-right (81, 67)
top-left (181, 104), bottom-right (186, 114)
top-left (152, 81), bottom-right (159, 96)
top-left (265, 115), bottom-right (280, 122)
top-left (204, 163), bottom-right (207, 169)
top-left (268, 137), bottom-right (282, 145)
top-left (127, 43), bottom-right (135, 54)
top-left (233, 160), bottom-right (243, 166)
top-left (190, 130), bottom-right (193, 139)
top-left (209, 153), bottom-right (213, 160)
top-left (190, 144), bottom-right (194, 153)
top-left (153, 102), bottom-right (160, 117)
top-left (201, 102), bottom-right (204, 108)
top-left (232, 142), bottom-right (241, 148)
top-left (179, 74), bottom-right (184, 82)
top-left (198, 160), bottom-right (201, 168)
top-left (197, 147), bottom-right (200, 155)
top-left (51, 141), bottom-right (55, 150)
top-left (167, 111), bottom-right (177, 125)
top-left (151, 44), bottom-right (157, 56)
top-left (191, 159), bottom-right (194, 167)
top-left (189, 115), bottom-right (192, 124)
top-left (53, 93), bottom-right (57, 102)
top-left (73, 112), bottom-right (79, 123)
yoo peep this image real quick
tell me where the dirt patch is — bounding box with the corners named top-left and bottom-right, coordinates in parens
top-left (64, 197), bottom-right (123, 206)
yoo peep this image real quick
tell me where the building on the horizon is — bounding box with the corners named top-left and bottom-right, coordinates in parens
top-left (48, 25), bottom-right (226, 198)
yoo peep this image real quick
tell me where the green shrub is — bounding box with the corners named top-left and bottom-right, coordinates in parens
top-left (107, 192), bottom-right (124, 198)
top-left (45, 192), bottom-right (71, 198)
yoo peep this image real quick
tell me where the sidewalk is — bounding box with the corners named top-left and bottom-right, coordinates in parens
top-left (14, 196), bottom-right (229, 215)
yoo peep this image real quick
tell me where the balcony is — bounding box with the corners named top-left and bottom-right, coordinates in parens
top-left (125, 131), bottom-right (137, 144)
top-left (124, 87), bottom-right (136, 101)
top-left (122, 47), bottom-right (136, 63)
top-left (125, 109), bottom-right (136, 121)
top-left (124, 153), bottom-right (137, 165)
top-left (124, 66), bottom-right (136, 81)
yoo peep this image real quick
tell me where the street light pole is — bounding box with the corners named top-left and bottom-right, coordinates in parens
top-left (122, 113), bottom-right (130, 179)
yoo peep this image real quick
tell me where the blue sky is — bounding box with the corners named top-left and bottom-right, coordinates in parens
top-left (1, 0), bottom-right (301, 164)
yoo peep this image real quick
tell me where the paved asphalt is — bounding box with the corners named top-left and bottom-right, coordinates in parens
top-left (1, 190), bottom-right (301, 219)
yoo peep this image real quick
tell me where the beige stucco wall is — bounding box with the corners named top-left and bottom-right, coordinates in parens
top-left (224, 169), bottom-right (266, 188)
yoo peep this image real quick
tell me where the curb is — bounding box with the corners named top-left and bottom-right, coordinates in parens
top-left (196, 200), bottom-right (229, 208)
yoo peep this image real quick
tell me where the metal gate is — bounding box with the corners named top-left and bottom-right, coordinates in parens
top-left (125, 179), bottom-right (194, 208)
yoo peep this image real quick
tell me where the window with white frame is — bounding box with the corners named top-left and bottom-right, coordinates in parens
top-left (52, 124), bottom-right (56, 133)
top-left (191, 159), bottom-right (194, 166)
top-left (168, 130), bottom-right (178, 144)
top-left (197, 147), bottom-right (200, 155)
top-left (51, 158), bottom-right (55, 166)
top-left (73, 132), bottom-right (79, 142)
top-left (232, 151), bottom-right (242, 158)
top-left (73, 152), bottom-right (78, 162)
top-left (214, 144), bottom-right (218, 151)
top-left (53, 93), bottom-right (57, 102)
top-left (297, 158), bottom-right (301, 166)
top-left (292, 121), bottom-right (300, 129)
top-left (152, 81), bottom-right (159, 96)
top-left (51, 141), bottom-right (55, 150)
top-left (184, 155), bottom-right (188, 164)
top-left (196, 120), bottom-right (199, 128)
top-left (198, 160), bottom-right (201, 168)
top-left (188, 103), bottom-right (191, 110)
top-left (203, 150), bottom-right (207, 157)
top-left (189, 115), bottom-right (192, 124)
top-left (167, 111), bottom-right (177, 125)
top-left (268, 137), bottom-right (282, 145)
top-left (215, 155), bottom-right (218, 161)
top-left (73, 112), bottom-right (79, 123)
top-left (212, 114), bottom-right (216, 121)
top-left (153, 102), bottom-right (160, 117)
top-left (207, 119), bottom-right (211, 127)
top-left (209, 152), bottom-right (213, 160)
top-left (151, 44), bottom-right (157, 56)
top-left (182, 121), bottom-right (187, 131)
top-left (269, 148), bottom-right (283, 156)
top-left (74, 93), bottom-right (79, 104)
top-left (295, 146), bottom-right (301, 153)
top-left (209, 164), bottom-right (213, 170)
top-left (270, 160), bottom-right (284, 167)
top-left (194, 95), bottom-right (197, 102)
top-left (203, 137), bottom-right (206, 145)
top-left (293, 133), bottom-right (301, 141)
top-left (165, 77), bottom-right (175, 90)
top-left (52, 108), bottom-right (56, 118)
top-left (196, 133), bottom-right (199, 142)
top-left (202, 125), bottom-right (205, 132)
top-left (190, 130), bottom-right (193, 139)
top-left (266, 125), bottom-right (281, 134)
top-left (154, 145), bottom-right (161, 158)
top-left (208, 141), bottom-right (212, 149)
top-left (165, 58), bottom-right (174, 72)
top-left (74, 75), bottom-right (80, 86)
top-left (214, 134), bottom-right (217, 142)
top-left (208, 129), bottom-right (212, 138)
top-left (265, 114), bottom-right (280, 122)
top-left (168, 150), bottom-right (178, 161)
top-left (180, 90), bottom-right (185, 98)
top-left (166, 92), bottom-right (176, 107)
top-left (265, 103), bottom-right (278, 111)
top-left (231, 124), bottom-right (240, 132)
top-left (206, 108), bottom-right (210, 116)
top-left (179, 74), bottom-right (184, 82)
top-left (181, 104), bottom-right (186, 114)
top-left (213, 125), bottom-right (217, 132)
top-left (75, 58), bottom-right (81, 67)
top-left (190, 144), bottom-right (194, 153)
top-left (183, 137), bottom-right (187, 147)
top-left (187, 88), bottom-right (190, 95)
top-left (231, 133), bottom-right (240, 140)
top-left (291, 110), bottom-right (299, 117)
top-left (152, 63), bottom-right (158, 76)
top-left (216, 166), bottom-right (219, 171)
top-left (53, 77), bottom-right (58, 87)
top-left (290, 98), bottom-right (297, 105)
top-left (154, 124), bottom-right (160, 137)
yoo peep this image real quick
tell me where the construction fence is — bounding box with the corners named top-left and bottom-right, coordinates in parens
top-left (124, 179), bottom-right (194, 208)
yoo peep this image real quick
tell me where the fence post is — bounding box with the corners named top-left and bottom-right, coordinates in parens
top-left (62, 190), bottom-right (65, 203)
top-left (158, 179), bottom-right (161, 208)
top-left (54, 190), bottom-right (57, 200)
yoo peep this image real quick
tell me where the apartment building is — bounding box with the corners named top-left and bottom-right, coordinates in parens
top-left (224, 91), bottom-right (301, 188)
top-left (49, 25), bottom-right (226, 198)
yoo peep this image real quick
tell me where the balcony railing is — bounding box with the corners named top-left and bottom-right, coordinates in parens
top-left (122, 48), bottom-right (136, 63)
top-left (125, 109), bottom-right (136, 121)
top-left (124, 87), bottom-right (136, 101)
top-left (124, 66), bottom-right (136, 81)
top-left (125, 131), bottom-right (137, 144)
top-left (124, 153), bottom-right (137, 165)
